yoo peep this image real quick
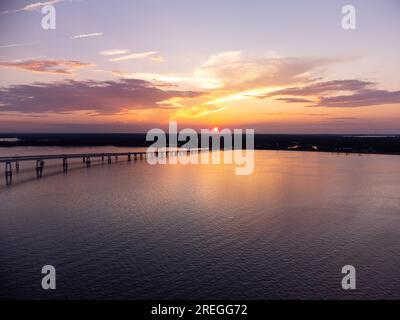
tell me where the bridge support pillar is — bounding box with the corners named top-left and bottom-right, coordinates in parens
top-left (86, 157), bottom-right (91, 167)
top-left (5, 162), bottom-right (12, 185)
top-left (63, 158), bottom-right (68, 172)
top-left (101, 155), bottom-right (104, 162)
top-left (128, 154), bottom-right (131, 161)
top-left (5, 161), bottom-right (12, 177)
top-left (108, 156), bottom-right (111, 164)
top-left (36, 160), bottom-right (44, 178)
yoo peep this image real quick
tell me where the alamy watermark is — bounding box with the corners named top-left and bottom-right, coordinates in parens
top-left (41, 4), bottom-right (356, 31)
top-left (341, 5), bottom-right (356, 30)
top-left (41, 265), bottom-right (56, 290)
top-left (146, 121), bottom-right (255, 176)
top-left (41, 5), bottom-right (56, 30)
top-left (341, 265), bottom-right (356, 290)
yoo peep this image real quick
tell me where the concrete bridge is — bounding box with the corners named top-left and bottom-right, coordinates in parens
top-left (1, 148), bottom-right (207, 184)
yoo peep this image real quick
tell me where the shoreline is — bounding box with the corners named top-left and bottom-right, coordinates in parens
top-left (1, 134), bottom-right (400, 156)
top-left (1, 146), bottom-right (400, 157)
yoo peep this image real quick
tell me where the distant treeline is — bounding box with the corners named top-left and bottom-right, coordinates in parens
top-left (0, 133), bottom-right (400, 155)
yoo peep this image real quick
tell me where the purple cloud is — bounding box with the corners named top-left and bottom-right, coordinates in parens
top-left (261, 79), bottom-right (400, 108)
top-left (313, 89), bottom-right (400, 108)
top-left (268, 80), bottom-right (375, 97)
top-left (0, 79), bottom-right (203, 114)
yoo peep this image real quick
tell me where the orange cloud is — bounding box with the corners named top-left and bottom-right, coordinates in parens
top-left (0, 59), bottom-right (93, 75)
top-left (109, 51), bottom-right (164, 62)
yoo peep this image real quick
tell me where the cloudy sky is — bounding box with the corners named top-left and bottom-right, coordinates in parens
top-left (0, 0), bottom-right (399, 133)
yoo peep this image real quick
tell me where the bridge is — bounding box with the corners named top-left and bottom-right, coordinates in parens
top-left (1, 148), bottom-right (207, 184)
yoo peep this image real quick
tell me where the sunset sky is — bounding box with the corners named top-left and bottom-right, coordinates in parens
top-left (0, 0), bottom-right (399, 133)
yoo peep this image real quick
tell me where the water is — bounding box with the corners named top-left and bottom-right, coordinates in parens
top-left (1, 147), bottom-right (400, 299)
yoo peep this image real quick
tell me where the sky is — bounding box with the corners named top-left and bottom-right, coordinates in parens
top-left (0, 0), bottom-right (399, 133)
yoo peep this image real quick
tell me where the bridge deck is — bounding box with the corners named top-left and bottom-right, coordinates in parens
top-left (0, 148), bottom-right (207, 163)
top-left (0, 151), bottom-right (147, 163)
